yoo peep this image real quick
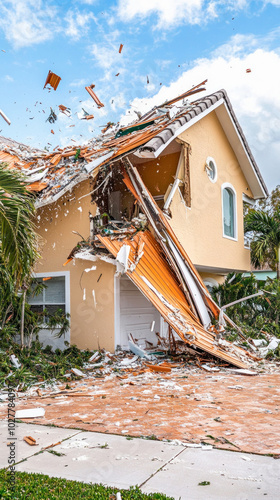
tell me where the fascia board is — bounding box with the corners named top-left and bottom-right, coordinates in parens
top-left (35, 173), bottom-right (88, 209)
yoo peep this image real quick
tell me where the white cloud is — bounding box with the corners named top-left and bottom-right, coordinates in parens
top-left (117, 0), bottom-right (207, 29)
top-left (0, 0), bottom-right (58, 48)
top-left (90, 30), bottom-right (123, 75)
top-left (211, 33), bottom-right (259, 57)
top-left (64, 10), bottom-right (96, 41)
top-left (116, 1), bottom-right (280, 29)
top-left (70, 78), bottom-right (88, 87)
top-left (121, 36), bottom-right (280, 191)
top-left (91, 44), bottom-right (118, 70)
top-left (110, 93), bottom-right (127, 112)
top-left (78, 0), bottom-right (97, 4)
top-left (4, 75), bottom-right (14, 82)
top-left (155, 59), bottom-right (172, 69)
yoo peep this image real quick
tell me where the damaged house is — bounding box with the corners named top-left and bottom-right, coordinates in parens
top-left (0, 83), bottom-right (268, 368)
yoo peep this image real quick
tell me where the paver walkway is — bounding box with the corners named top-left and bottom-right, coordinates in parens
top-left (1, 371), bottom-right (279, 454)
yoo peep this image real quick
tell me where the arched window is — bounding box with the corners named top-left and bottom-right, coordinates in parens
top-left (222, 184), bottom-right (237, 239)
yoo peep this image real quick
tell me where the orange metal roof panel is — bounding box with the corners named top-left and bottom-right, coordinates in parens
top-left (85, 86), bottom-right (104, 108)
top-left (44, 70), bottom-right (61, 91)
top-left (27, 181), bottom-right (48, 192)
top-left (97, 231), bottom-right (248, 368)
top-left (0, 151), bottom-right (19, 167)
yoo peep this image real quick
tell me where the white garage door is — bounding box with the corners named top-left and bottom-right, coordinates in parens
top-left (119, 276), bottom-right (161, 350)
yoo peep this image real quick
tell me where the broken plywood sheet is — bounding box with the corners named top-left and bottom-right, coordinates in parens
top-left (97, 231), bottom-right (248, 368)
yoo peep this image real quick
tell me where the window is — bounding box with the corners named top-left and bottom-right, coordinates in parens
top-left (28, 272), bottom-right (69, 321)
top-left (222, 184), bottom-right (237, 239)
top-left (205, 157), bottom-right (217, 183)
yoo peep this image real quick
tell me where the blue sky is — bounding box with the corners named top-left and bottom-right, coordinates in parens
top-left (0, 0), bottom-right (280, 191)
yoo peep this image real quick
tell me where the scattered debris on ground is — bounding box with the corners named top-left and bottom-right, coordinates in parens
top-left (0, 350), bottom-right (279, 454)
top-left (1, 339), bottom-right (280, 454)
top-left (1, 333), bottom-right (280, 395)
top-left (23, 435), bottom-right (37, 446)
top-left (15, 408), bottom-right (45, 419)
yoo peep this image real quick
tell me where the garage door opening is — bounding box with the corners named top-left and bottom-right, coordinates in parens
top-left (115, 275), bottom-right (164, 351)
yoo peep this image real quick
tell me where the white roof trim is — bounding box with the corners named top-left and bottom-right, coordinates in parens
top-left (85, 151), bottom-right (114, 173)
top-left (134, 100), bottom-right (223, 159)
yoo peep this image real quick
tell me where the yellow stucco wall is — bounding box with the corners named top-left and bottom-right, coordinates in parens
top-left (168, 110), bottom-right (253, 272)
top-left (34, 179), bottom-right (115, 351)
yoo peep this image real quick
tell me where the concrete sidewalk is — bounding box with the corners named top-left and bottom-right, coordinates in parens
top-left (1, 422), bottom-right (279, 499)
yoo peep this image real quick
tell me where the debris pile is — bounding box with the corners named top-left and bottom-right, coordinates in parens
top-left (251, 334), bottom-right (280, 358)
top-left (1, 334), bottom-right (280, 398)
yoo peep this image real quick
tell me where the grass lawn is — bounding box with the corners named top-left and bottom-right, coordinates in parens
top-left (0, 470), bottom-right (174, 499)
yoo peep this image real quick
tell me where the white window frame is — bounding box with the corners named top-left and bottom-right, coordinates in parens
top-left (205, 156), bottom-right (218, 183)
top-left (29, 271), bottom-right (70, 326)
top-left (221, 183), bottom-right (238, 241)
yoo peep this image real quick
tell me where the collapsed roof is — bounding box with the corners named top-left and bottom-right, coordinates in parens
top-left (70, 156), bottom-right (259, 369)
top-left (0, 82), bottom-right (267, 210)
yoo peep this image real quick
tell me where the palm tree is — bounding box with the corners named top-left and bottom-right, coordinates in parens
top-left (0, 163), bottom-right (39, 345)
top-left (244, 209), bottom-right (280, 279)
top-left (0, 163), bottom-right (39, 285)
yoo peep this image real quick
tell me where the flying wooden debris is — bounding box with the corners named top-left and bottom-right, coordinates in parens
top-left (85, 85), bottom-right (104, 108)
top-left (119, 43), bottom-right (123, 53)
top-left (101, 122), bottom-right (115, 133)
top-left (59, 104), bottom-right (71, 117)
top-left (78, 108), bottom-right (94, 120)
top-left (44, 70), bottom-right (61, 91)
top-left (46, 108), bottom-right (57, 124)
top-left (0, 109), bottom-right (11, 125)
